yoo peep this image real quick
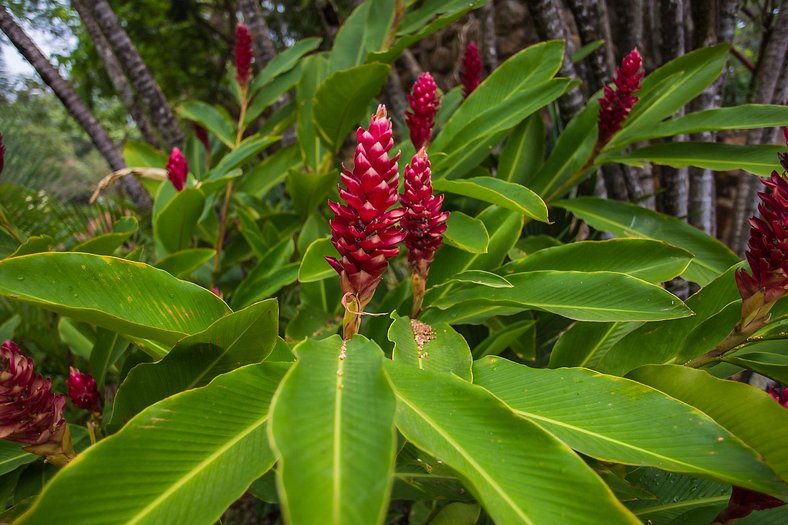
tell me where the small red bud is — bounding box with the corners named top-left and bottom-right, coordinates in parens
top-left (461, 41), bottom-right (483, 97)
top-left (597, 49), bottom-right (643, 146)
top-left (165, 147), bottom-right (188, 192)
top-left (234, 23), bottom-right (254, 87)
top-left (66, 367), bottom-right (102, 414)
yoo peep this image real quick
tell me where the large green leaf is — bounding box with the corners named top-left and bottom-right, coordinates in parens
top-left (602, 143), bottom-right (784, 177)
top-left (388, 314), bottom-right (472, 380)
top-left (548, 321), bottom-right (641, 368)
top-left (441, 211), bottom-right (489, 254)
top-left (296, 54), bottom-right (328, 171)
top-left (245, 66), bottom-right (303, 126)
top-left (109, 300), bottom-right (278, 429)
top-left (269, 335), bottom-right (396, 525)
top-left (502, 239), bottom-right (693, 283)
top-left (0, 253), bottom-right (230, 345)
top-left (629, 364), bottom-right (788, 484)
top-left (178, 101), bottom-right (235, 148)
top-left (208, 135), bottom-right (279, 178)
top-left (386, 363), bottom-right (639, 524)
top-left (298, 237), bottom-right (336, 283)
top-left (432, 177), bottom-right (549, 222)
top-left (327, 2), bottom-right (372, 72)
top-left (18, 363), bottom-right (288, 524)
top-left (430, 271), bottom-right (692, 322)
top-left (251, 37), bottom-right (321, 92)
top-left (154, 188), bottom-right (204, 254)
top-left (237, 144), bottom-right (301, 197)
top-left (723, 341), bottom-right (788, 383)
top-left (498, 115), bottom-right (544, 185)
top-left (474, 357), bottom-right (784, 494)
top-left (556, 197), bottom-right (739, 285)
top-left (0, 441), bottom-right (37, 477)
top-left (153, 248), bottom-right (215, 278)
top-left (312, 63), bottom-right (391, 154)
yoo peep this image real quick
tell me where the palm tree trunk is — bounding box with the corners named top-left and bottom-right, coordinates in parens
top-left (0, 6), bottom-right (151, 209)
top-left (88, 0), bottom-right (184, 151)
top-left (71, 0), bottom-right (161, 148)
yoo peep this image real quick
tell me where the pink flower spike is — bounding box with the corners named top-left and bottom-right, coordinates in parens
top-left (406, 72), bottom-right (440, 150)
top-left (66, 367), bottom-right (102, 414)
top-left (234, 23), bottom-right (253, 87)
top-left (597, 49), bottom-right (644, 146)
top-left (165, 147), bottom-right (188, 192)
top-left (461, 41), bottom-right (483, 97)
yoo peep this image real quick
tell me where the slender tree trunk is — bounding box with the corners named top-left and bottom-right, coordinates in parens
top-left (382, 66), bottom-right (409, 126)
top-left (0, 6), bottom-right (151, 209)
top-left (71, 0), bottom-right (161, 148)
top-left (728, 0), bottom-right (788, 255)
top-left (89, 0), bottom-right (184, 151)
top-left (237, 0), bottom-right (277, 69)
top-left (613, 0), bottom-right (644, 60)
top-left (480, 2), bottom-right (499, 71)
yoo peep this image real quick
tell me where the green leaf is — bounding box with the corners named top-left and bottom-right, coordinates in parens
top-left (154, 188), bottom-right (204, 254)
top-left (548, 321), bottom-right (641, 368)
top-left (208, 135), bottom-right (279, 178)
top-left (0, 441), bottom-right (37, 477)
top-left (431, 271), bottom-right (692, 322)
top-left (10, 235), bottom-right (53, 257)
top-left (18, 363), bottom-right (288, 524)
top-left (313, 63), bottom-right (391, 153)
top-left (431, 130), bottom-right (508, 180)
top-left (432, 177), bottom-right (549, 222)
top-left (502, 239), bottom-right (693, 283)
top-left (556, 197), bottom-right (739, 285)
top-left (269, 335), bottom-right (396, 525)
top-left (723, 340), bottom-right (788, 382)
top-left (327, 2), bottom-right (372, 72)
top-left (388, 314), bottom-right (473, 380)
top-left (251, 37), bottom-right (321, 92)
top-left (296, 55), bottom-right (328, 171)
top-left (58, 317), bottom-right (95, 360)
top-left (473, 319), bottom-right (536, 358)
top-left (0, 313), bottom-right (21, 341)
top-left (0, 253), bottom-right (230, 345)
top-left (441, 211), bottom-right (489, 254)
top-left (123, 140), bottom-right (167, 168)
top-left (298, 237), bottom-right (336, 283)
top-left (237, 144), bottom-right (301, 197)
top-left (386, 363), bottom-right (640, 525)
top-left (571, 39), bottom-right (605, 63)
top-left (110, 299), bottom-right (278, 429)
top-left (72, 218), bottom-right (138, 256)
top-left (602, 142), bottom-right (784, 177)
top-left (89, 328), bottom-right (128, 390)
top-left (629, 364), bottom-right (788, 484)
top-left (430, 502), bottom-right (481, 525)
top-left (245, 66), bottom-right (303, 126)
top-left (231, 237), bottom-right (295, 309)
top-left (178, 101), bottom-right (236, 148)
top-left (497, 115), bottom-right (544, 185)
top-left (438, 270), bottom-right (513, 289)
top-left (286, 170), bottom-right (338, 217)
top-left (153, 248), bottom-right (215, 278)
top-left (474, 357), bottom-right (784, 494)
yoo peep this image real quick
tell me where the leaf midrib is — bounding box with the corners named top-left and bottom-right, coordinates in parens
top-left (633, 495), bottom-right (729, 516)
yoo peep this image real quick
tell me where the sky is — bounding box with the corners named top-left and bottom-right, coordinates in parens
top-left (1, 14), bottom-right (75, 80)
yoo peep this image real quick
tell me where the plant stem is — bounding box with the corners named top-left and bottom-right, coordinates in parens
top-left (684, 316), bottom-right (769, 368)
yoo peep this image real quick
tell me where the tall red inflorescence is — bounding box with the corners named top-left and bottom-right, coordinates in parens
top-left (234, 23), bottom-right (253, 87)
top-left (406, 72), bottom-right (440, 150)
top-left (597, 49), bottom-right (643, 146)
top-left (326, 105), bottom-right (405, 337)
top-left (66, 367), bottom-right (101, 414)
top-left (165, 147), bottom-right (188, 192)
top-left (0, 340), bottom-right (72, 465)
top-left (461, 41), bottom-right (483, 97)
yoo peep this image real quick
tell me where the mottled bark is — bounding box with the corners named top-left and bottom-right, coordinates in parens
top-left (480, 2), bottom-right (499, 71)
top-left (237, 0), bottom-right (277, 69)
top-left (613, 0), bottom-right (644, 61)
top-left (72, 0), bottom-right (160, 148)
top-left (89, 0), bottom-right (184, 151)
top-left (0, 6), bottom-right (151, 209)
top-left (382, 66), bottom-right (408, 126)
top-left (524, 0), bottom-right (585, 121)
top-left (565, 0), bottom-right (608, 91)
top-left (401, 49), bottom-right (423, 81)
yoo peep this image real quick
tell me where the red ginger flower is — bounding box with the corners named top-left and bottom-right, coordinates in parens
top-left (66, 367), bottom-right (101, 414)
top-left (0, 341), bottom-right (66, 448)
top-left (598, 49), bottom-right (643, 146)
top-left (406, 72), bottom-right (441, 150)
top-left (461, 41), bottom-right (483, 97)
top-left (326, 105), bottom-right (405, 313)
top-left (234, 23), bottom-right (253, 87)
top-left (165, 147), bottom-right (188, 192)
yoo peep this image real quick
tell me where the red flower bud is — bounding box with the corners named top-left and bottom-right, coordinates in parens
top-left (66, 367), bottom-right (101, 414)
top-left (768, 387), bottom-right (788, 408)
top-left (326, 105), bottom-right (405, 310)
top-left (165, 147), bottom-right (188, 192)
top-left (0, 132), bottom-right (5, 176)
top-left (400, 148), bottom-right (449, 277)
top-left (0, 341), bottom-right (66, 447)
top-left (461, 41), bottom-right (483, 97)
top-left (598, 49), bottom-right (643, 146)
top-left (406, 72), bottom-right (440, 150)
top-left (234, 23), bottom-right (253, 87)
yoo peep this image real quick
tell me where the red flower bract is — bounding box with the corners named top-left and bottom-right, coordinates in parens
top-left (66, 367), bottom-right (101, 414)
top-left (598, 49), bottom-right (643, 146)
top-left (165, 147), bottom-right (188, 192)
top-left (326, 105), bottom-right (405, 309)
top-left (406, 72), bottom-right (440, 150)
top-left (234, 23), bottom-right (253, 87)
top-left (461, 41), bottom-right (482, 97)
top-left (0, 340), bottom-right (66, 446)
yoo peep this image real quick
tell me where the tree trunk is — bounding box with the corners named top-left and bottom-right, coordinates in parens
top-left (0, 6), bottom-right (151, 209)
top-left (728, 0), bottom-right (788, 255)
top-left (480, 2), bottom-right (499, 72)
top-left (71, 0), bottom-right (161, 148)
top-left (237, 0), bottom-right (277, 69)
top-left (89, 0), bottom-right (184, 151)
top-left (613, 0), bottom-right (644, 60)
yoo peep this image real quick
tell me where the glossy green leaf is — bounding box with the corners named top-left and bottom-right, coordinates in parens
top-left (251, 37), bottom-right (321, 92)
top-left (154, 188), bottom-right (204, 254)
top-left (90, 328), bottom-right (128, 390)
top-left (473, 319), bottom-right (536, 358)
top-left (502, 239), bottom-right (693, 283)
top-left (209, 136), bottom-right (279, 179)
top-left (556, 197), bottom-right (739, 285)
top-left (313, 63), bottom-right (391, 153)
top-left (629, 364), bottom-right (788, 484)
top-left (231, 236), bottom-right (294, 308)
top-left (437, 270), bottom-right (513, 289)
top-left (72, 218), bottom-right (137, 255)
top-left (498, 115), bottom-right (544, 185)
top-left (474, 357), bottom-right (783, 494)
top-left (286, 170), bottom-right (337, 217)
top-left (431, 129), bottom-right (508, 180)
top-left (431, 271), bottom-right (692, 322)
top-left (0, 253), bottom-right (230, 345)
top-left (386, 363), bottom-right (639, 525)
top-left (603, 143), bottom-right (784, 177)
top-left (269, 335), bottom-right (396, 525)
top-left (440, 211), bottom-right (489, 254)
top-left (153, 248), bottom-right (215, 277)
top-left (18, 363), bottom-right (288, 524)
top-left (237, 144), bottom-right (301, 197)
top-left (299, 237), bottom-right (336, 283)
top-left (0, 441), bottom-right (37, 477)
top-left (388, 314), bottom-right (473, 380)
top-left (724, 347), bottom-right (788, 383)
top-left (296, 54), bottom-right (328, 171)
top-left (10, 235), bottom-right (53, 257)
top-left (327, 2), bottom-right (371, 72)
top-left (432, 177), bottom-right (549, 222)
top-left (245, 66), bottom-right (303, 126)
top-left (178, 101), bottom-right (235, 148)
top-left (430, 502), bottom-right (481, 525)
top-left (548, 321), bottom-right (641, 368)
top-left (57, 317), bottom-right (95, 360)
top-left (123, 140), bottom-right (167, 168)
